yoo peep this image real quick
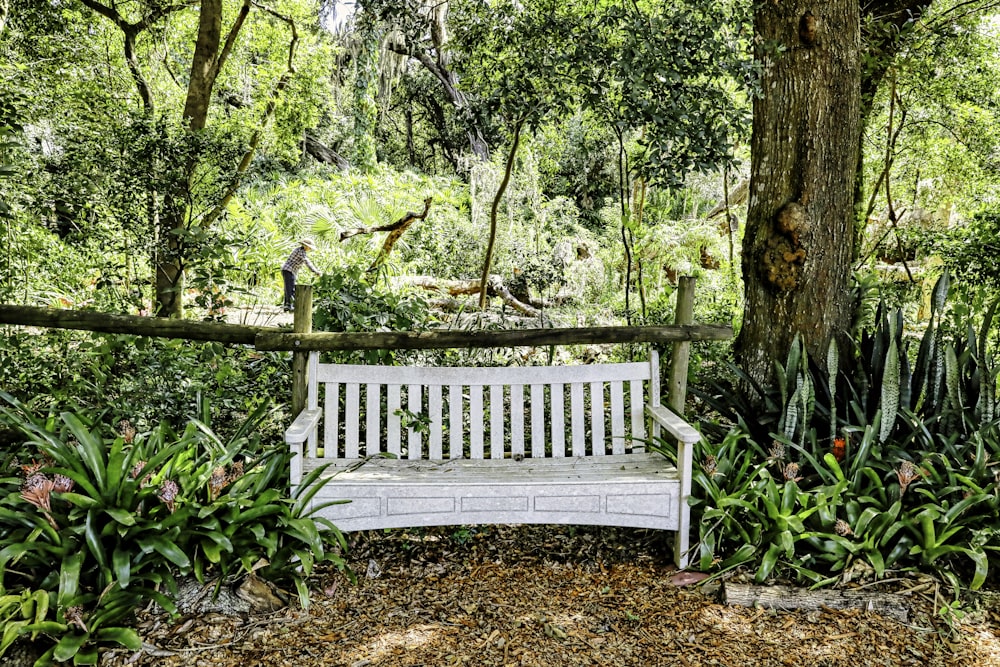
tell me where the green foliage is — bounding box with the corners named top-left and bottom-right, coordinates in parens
top-left (450, 0), bottom-right (747, 187)
top-left (311, 265), bottom-right (435, 363)
top-left (352, 10), bottom-right (381, 171)
top-left (0, 329), bottom-right (289, 439)
top-left (680, 274), bottom-right (1000, 592)
top-left (0, 394), bottom-right (347, 663)
top-left (927, 211), bottom-right (1000, 292)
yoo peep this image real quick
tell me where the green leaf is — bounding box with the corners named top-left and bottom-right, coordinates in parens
top-left (61, 413), bottom-right (107, 491)
top-left (22, 621), bottom-right (67, 636)
top-left (822, 453), bottom-right (845, 482)
top-left (85, 510), bottom-right (109, 572)
top-left (880, 338), bottom-right (900, 443)
top-left (232, 504), bottom-right (282, 525)
top-left (53, 632), bottom-right (89, 663)
top-left (104, 508), bottom-right (136, 527)
top-left (73, 647), bottom-right (99, 664)
top-left (868, 549), bottom-right (886, 578)
top-left (755, 543), bottom-right (782, 583)
top-left (137, 536), bottom-right (191, 569)
top-left (58, 492), bottom-right (101, 509)
top-left (59, 551), bottom-right (84, 607)
top-left (94, 627), bottom-right (142, 650)
top-left (113, 548), bottom-right (131, 588)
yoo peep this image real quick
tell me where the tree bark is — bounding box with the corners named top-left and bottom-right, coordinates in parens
top-left (304, 132), bottom-right (350, 169)
top-left (736, 2), bottom-right (861, 387)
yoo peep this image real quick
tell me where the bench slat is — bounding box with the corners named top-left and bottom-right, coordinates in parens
top-left (323, 383), bottom-right (337, 459)
top-left (429, 385), bottom-right (443, 459)
top-left (346, 383), bottom-right (360, 457)
top-left (490, 384), bottom-right (504, 459)
top-left (315, 361), bottom-right (651, 385)
top-left (303, 453), bottom-right (677, 481)
top-left (510, 384), bottom-right (524, 458)
top-left (629, 379), bottom-right (645, 452)
top-left (448, 384), bottom-right (462, 459)
top-left (470, 385), bottom-right (484, 459)
top-left (551, 384), bottom-right (565, 457)
top-left (387, 385), bottom-right (401, 456)
top-left (571, 382), bottom-right (585, 457)
top-left (408, 383), bottom-right (422, 459)
top-left (610, 380), bottom-right (625, 455)
top-left (530, 384), bottom-right (545, 459)
top-left (590, 381), bottom-right (605, 456)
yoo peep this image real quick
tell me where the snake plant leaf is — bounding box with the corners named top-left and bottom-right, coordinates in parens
top-left (879, 337), bottom-right (900, 443)
top-left (827, 338), bottom-right (839, 442)
top-left (945, 344), bottom-right (961, 414)
top-left (931, 271), bottom-right (950, 319)
top-left (784, 385), bottom-right (801, 441)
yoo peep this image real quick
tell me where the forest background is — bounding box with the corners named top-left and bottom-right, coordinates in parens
top-left (5, 0), bottom-right (1000, 662)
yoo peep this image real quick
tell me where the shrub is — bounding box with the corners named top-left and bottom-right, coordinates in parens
top-left (0, 394), bottom-right (346, 665)
top-left (671, 273), bottom-right (1000, 593)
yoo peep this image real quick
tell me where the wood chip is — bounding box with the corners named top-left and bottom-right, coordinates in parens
top-left (94, 525), bottom-right (996, 667)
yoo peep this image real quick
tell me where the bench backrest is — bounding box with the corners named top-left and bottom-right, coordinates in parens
top-left (303, 350), bottom-right (664, 462)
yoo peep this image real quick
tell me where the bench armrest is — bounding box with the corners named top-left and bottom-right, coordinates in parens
top-left (286, 408), bottom-right (322, 446)
top-left (646, 405), bottom-right (700, 445)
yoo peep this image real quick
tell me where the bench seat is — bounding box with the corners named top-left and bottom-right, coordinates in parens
top-left (303, 453), bottom-right (682, 532)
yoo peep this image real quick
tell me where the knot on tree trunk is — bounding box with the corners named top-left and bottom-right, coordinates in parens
top-left (760, 201), bottom-right (809, 292)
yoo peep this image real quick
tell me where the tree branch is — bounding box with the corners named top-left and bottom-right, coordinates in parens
top-left (200, 6), bottom-right (298, 229)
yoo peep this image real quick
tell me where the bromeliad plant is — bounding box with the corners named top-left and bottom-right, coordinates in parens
top-left (0, 392), bottom-right (346, 665)
top-left (674, 273), bottom-right (1000, 594)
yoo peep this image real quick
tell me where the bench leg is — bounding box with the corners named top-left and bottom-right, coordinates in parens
top-left (674, 437), bottom-right (693, 568)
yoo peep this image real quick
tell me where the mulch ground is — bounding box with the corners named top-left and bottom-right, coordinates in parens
top-left (68, 526), bottom-right (1000, 666)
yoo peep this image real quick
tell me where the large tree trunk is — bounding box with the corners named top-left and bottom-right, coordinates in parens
top-left (736, 2), bottom-right (861, 387)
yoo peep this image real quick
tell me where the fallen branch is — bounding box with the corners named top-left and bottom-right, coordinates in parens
top-left (339, 197), bottom-right (434, 273)
top-left (720, 582), bottom-right (909, 623)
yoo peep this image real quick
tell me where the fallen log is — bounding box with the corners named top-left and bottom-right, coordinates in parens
top-left (401, 274), bottom-right (542, 318)
top-left (720, 582), bottom-right (909, 623)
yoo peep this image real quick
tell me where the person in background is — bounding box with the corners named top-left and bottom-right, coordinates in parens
top-left (281, 238), bottom-right (321, 311)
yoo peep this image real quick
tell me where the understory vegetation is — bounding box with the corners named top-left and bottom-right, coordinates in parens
top-left (0, 394), bottom-right (347, 663)
top-left (658, 273), bottom-right (1000, 621)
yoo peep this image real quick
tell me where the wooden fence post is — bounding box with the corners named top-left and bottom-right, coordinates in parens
top-left (668, 276), bottom-right (695, 415)
top-left (291, 284), bottom-right (313, 416)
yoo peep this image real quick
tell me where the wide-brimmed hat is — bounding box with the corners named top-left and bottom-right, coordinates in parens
top-left (299, 238), bottom-right (316, 250)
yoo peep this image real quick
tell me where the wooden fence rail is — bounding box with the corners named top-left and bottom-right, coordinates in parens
top-left (1, 277), bottom-right (733, 417)
top-left (0, 304), bottom-right (270, 345)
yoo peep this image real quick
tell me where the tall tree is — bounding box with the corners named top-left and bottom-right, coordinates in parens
top-left (78, 0), bottom-right (305, 317)
top-left (450, 0), bottom-right (742, 311)
top-left (736, 0), bottom-right (933, 388)
top-left (363, 0), bottom-right (491, 161)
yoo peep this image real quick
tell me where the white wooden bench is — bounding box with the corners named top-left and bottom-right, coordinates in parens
top-left (285, 347), bottom-right (699, 567)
